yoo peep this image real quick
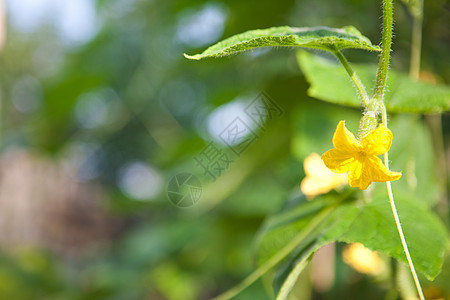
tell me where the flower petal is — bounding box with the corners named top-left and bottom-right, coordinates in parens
top-left (366, 156), bottom-right (402, 182)
top-left (361, 124), bottom-right (393, 156)
top-left (302, 153), bottom-right (348, 198)
top-left (348, 156), bottom-right (402, 190)
top-left (332, 121), bottom-right (360, 152)
top-left (347, 159), bottom-right (373, 190)
top-left (301, 176), bottom-right (337, 198)
top-left (322, 148), bottom-right (357, 173)
top-left (303, 153), bottom-right (329, 177)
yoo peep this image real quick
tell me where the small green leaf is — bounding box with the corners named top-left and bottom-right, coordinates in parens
top-left (297, 51), bottom-right (450, 113)
top-left (184, 26), bottom-right (380, 60)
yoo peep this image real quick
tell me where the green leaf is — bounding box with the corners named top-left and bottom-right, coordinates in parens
top-left (339, 190), bottom-right (448, 280)
top-left (184, 26), bottom-right (380, 60)
top-left (256, 192), bottom-right (448, 299)
top-left (297, 51), bottom-right (450, 113)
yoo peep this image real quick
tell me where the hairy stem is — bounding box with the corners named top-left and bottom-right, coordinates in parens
top-left (373, 0), bottom-right (394, 101)
top-left (377, 1), bottom-right (425, 299)
top-left (334, 50), bottom-right (370, 106)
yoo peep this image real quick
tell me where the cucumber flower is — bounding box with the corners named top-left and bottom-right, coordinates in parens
top-left (321, 121), bottom-right (401, 190)
top-left (300, 153), bottom-right (347, 199)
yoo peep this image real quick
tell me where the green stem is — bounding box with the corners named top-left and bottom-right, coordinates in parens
top-left (334, 50), bottom-right (370, 106)
top-left (373, 0), bottom-right (394, 101)
top-left (385, 180), bottom-right (425, 300)
top-left (376, 1), bottom-right (425, 299)
top-left (380, 80), bottom-right (425, 300)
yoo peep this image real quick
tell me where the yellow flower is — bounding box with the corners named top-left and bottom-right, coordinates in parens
top-left (342, 243), bottom-right (385, 275)
top-left (321, 121), bottom-right (401, 190)
top-left (300, 153), bottom-right (347, 199)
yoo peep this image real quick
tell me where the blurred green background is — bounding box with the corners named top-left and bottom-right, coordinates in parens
top-left (0, 0), bottom-right (448, 299)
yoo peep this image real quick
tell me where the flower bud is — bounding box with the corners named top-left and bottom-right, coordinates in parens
top-left (359, 111), bottom-right (378, 138)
